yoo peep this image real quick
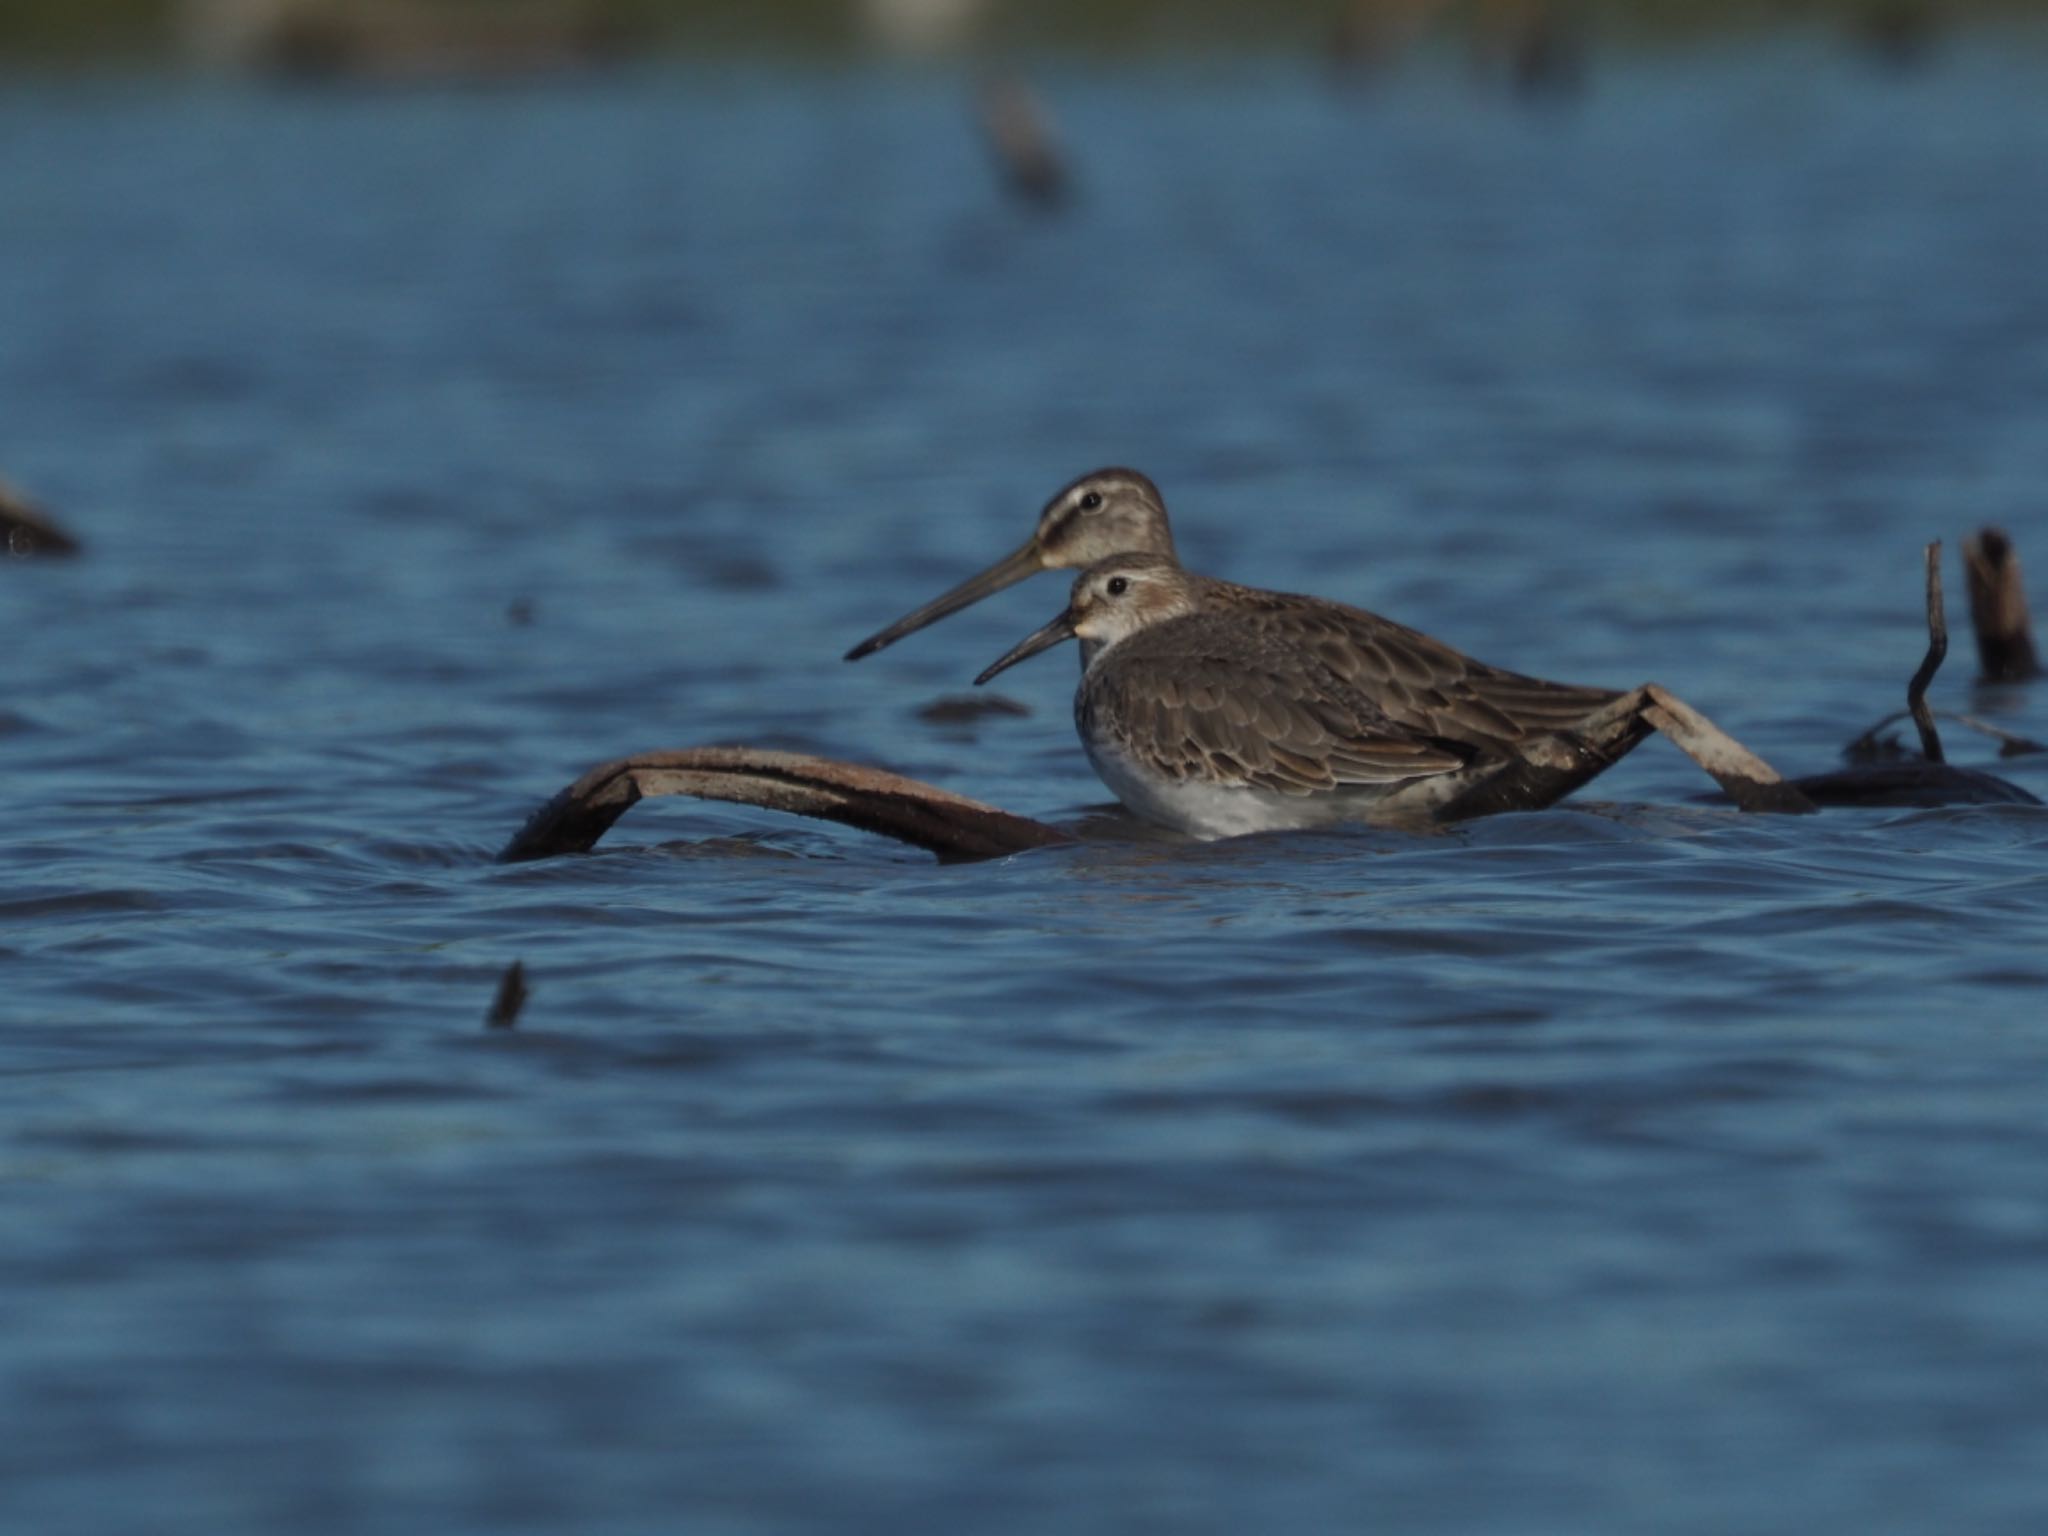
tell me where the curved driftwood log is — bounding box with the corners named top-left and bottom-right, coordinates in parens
top-left (501, 747), bottom-right (1073, 864)
top-left (1, 479), bottom-right (80, 558)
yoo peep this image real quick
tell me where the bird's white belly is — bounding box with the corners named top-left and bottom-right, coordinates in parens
top-left (1082, 732), bottom-right (1380, 840)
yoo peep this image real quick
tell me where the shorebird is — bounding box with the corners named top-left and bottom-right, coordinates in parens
top-left (845, 468), bottom-right (1176, 663)
top-left (975, 554), bottom-right (1542, 836)
top-left (847, 467), bottom-right (1621, 754)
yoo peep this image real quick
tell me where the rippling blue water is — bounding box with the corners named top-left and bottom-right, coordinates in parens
top-left (6, 39), bottom-right (2048, 1534)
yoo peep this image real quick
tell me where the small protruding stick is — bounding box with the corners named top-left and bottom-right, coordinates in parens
top-left (1, 478), bottom-right (81, 558)
top-left (486, 961), bottom-right (528, 1031)
top-left (1964, 527), bottom-right (2040, 683)
top-left (1638, 686), bottom-right (1817, 813)
top-left (1908, 541), bottom-right (1946, 763)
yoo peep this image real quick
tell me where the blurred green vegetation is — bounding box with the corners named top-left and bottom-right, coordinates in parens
top-left (0, 0), bottom-right (2041, 61)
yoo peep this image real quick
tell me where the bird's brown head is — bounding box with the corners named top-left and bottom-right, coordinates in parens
top-left (843, 467), bottom-right (1178, 661)
top-left (1030, 468), bottom-right (1176, 573)
top-left (974, 553), bottom-right (1196, 685)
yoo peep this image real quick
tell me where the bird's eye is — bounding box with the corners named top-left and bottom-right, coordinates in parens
top-left (1080, 491), bottom-right (1103, 511)
top-left (1106, 576), bottom-right (1129, 597)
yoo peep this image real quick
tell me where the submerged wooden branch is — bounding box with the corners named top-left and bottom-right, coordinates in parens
top-left (1, 479), bottom-right (81, 558)
top-left (501, 747), bottom-right (1072, 864)
top-left (509, 692), bottom-right (1814, 862)
top-left (1429, 683), bottom-right (1816, 823)
top-left (1787, 760), bottom-right (2039, 808)
top-left (1964, 527), bottom-right (2040, 683)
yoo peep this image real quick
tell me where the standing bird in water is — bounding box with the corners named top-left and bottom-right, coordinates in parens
top-left (848, 468), bottom-right (1813, 831)
top-left (975, 554), bottom-right (1511, 836)
top-left (846, 467), bottom-right (1621, 754)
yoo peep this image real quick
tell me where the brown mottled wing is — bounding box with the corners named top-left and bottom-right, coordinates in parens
top-left (1078, 617), bottom-right (1482, 796)
top-left (1197, 579), bottom-right (1620, 748)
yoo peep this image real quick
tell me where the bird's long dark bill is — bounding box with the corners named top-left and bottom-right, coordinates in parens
top-left (974, 613), bottom-right (1077, 686)
top-left (844, 541), bottom-right (1044, 661)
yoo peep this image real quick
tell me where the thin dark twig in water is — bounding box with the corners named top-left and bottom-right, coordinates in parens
top-left (1950, 712), bottom-right (2045, 759)
top-left (486, 961), bottom-right (528, 1031)
top-left (1843, 709), bottom-right (2045, 763)
top-left (1908, 540), bottom-right (1946, 763)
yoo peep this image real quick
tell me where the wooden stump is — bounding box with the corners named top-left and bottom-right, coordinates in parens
top-left (1964, 527), bottom-right (2040, 683)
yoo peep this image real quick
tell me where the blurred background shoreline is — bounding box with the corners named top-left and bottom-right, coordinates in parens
top-left (4, 0), bottom-right (2046, 71)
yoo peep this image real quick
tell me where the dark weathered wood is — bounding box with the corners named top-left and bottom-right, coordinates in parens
top-left (1964, 527), bottom-right (2040, 683)
top-left (501, 747), bottom-right (1073, 864)
top-left (1426, 703), bottom-right (1652, 822)
top-left (485, 961), bottom-right (529, 1030)
top-left (1429, 682), bottom-right (1816, 822)
top-left (1791, 763), bottom-right (2040, 809)
top-left (1908, 540), bottom-right (1946, 761)
top-left (1, 479), bottom-right (81, 558)
top-left (506, 695), bottom-right (1814, 862)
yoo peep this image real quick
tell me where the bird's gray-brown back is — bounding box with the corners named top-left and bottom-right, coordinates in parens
top-left (1182, 574), bottom-right (1620, 750)
top-left (1078, 610), bottom-right (1486, 795)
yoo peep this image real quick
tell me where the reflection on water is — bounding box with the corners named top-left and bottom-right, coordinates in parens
top-left (4, 43), bottom-right (2048, 1535)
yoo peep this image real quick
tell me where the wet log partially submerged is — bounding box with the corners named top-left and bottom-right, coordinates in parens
top-left (500, 747), bottom-right (1071, 864)
top-left (1, 479), bottom-right (81, 558)
top-left (1431, 683), bottom-right (1815, 822)
top-left (503, 694), bottom-right (1812, 864)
